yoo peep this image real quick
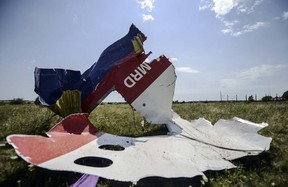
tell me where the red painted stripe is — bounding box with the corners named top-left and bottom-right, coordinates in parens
top-left (81, 54), bottom-right (172, 112)
top-left (115, 55), bottom-right (172, 103)
top-left (49, 113), bottom-right (98, 134)
top-left (81, 53), bottom-right (150, 112)
top-left (8, 114), bottom-right (99, 165)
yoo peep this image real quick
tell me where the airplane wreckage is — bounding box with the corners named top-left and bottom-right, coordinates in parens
top-left (7, 25), bottom-right (272, 185)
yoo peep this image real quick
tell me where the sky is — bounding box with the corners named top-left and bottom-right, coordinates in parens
top-left (0, 0), bottom-right (287, 102)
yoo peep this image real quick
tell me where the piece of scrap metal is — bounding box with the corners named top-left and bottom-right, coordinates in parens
top-left (7, 24), bottom-right (272, 184)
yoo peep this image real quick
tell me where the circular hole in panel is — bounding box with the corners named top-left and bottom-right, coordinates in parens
top-left (98, 144), bottom-right (125, 151)
top-left (74, 156), bottom-right (113, 167)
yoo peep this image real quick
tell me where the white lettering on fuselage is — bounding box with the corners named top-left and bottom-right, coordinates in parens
top-left (124, 62), bottom-right (151, 88)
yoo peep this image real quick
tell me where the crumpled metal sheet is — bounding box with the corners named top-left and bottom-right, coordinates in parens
top-left (7, 55), bottom-right (272, 183)
top-left (34, 24), bottom-right (146, 113)
top-left (7, 24), bottom-right (272, 184)
top-left (170, 115), bottom-right (271, 160)
top-left (7, 113), bottom-right (271, 183)
top-left (125, 56), bottom-right (271, 161)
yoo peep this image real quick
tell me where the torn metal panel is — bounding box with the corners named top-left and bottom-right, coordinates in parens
top-left (7, 24), bottom-right (272, 184)
top-left (7, 114), bottom-right (98, 165)
top-left (169, 116), bottom-right (272, 160)
top-left (119, 50), bottom-right (271, 159)
top-left (34, 24), bottom-right (147, 115)
top-left (7, 113), bottom-right (271, 183)
top-left (7, 114), bottom-right (235, 183)
top-left (128, 57), bottom-right (176, 124)
top-left (34, 68), bottom-right (83, 106)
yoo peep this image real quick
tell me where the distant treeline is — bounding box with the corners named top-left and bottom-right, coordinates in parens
top-left (0, 98), bottom-right (33, 105)
top-left (1, 99), bottom-right (287, 106)
top-left (1, 90), bottom-right (287, 105)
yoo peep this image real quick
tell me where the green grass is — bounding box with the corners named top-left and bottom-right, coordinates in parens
top-left (0, 102), bottom-right (287, 186)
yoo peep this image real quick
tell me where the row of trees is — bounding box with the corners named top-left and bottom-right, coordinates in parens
top-left (2, 90), bottom-right (288, 105)
top-left (0, 98), bottom-right (26, 105)
top-left (261, 90), bottom-right (288, 102)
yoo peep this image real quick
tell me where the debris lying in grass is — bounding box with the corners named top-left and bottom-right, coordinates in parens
top-left (1, 102), bottom-right (287, 186)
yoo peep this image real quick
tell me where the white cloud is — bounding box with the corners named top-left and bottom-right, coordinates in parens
top-left (221, 19), bottom-right (239, 34)
top-left (199, 0), bottom-right (213, 10)
top-left (137, 0), bottom-right (155, 12)
top-left (206, 0), bottom-right (263, 17)
top-left (220, 64), bottom-right (287, 88)
top-left (283, 11), bottom-right (288, 20)
top-left (137, 0), bottom-right (155, 22)
top-left (236, 0), bottom-right (263, 14)
top-left (222, 20), bottom-right (267, 37)
top-left (142, 14), bottom-right (154, 22)
top-left (212, 0), bottom-right (238, 17)
top-left (222, 19), bottom-right (239, 27)
top-left (176, 67), bottom-right (199, 74)
top-left (238, 64), bottom-right (287, 79)
top-left (231, 31), bottom-right (242, 37)
top-left (170, 57), bottom-right (178, 63)
top-left (221, 28), bottom-right (232, 34)
top-left (199, 0), bottom-right (266, 37)
top-left (243, 21), bottom-right (266, 32)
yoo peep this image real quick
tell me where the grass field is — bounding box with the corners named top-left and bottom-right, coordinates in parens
top-left (0, 102), bottom-right (287, 186)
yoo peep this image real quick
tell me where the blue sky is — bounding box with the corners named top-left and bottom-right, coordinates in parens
top-left (0, 0), bottom-right (287, 102)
